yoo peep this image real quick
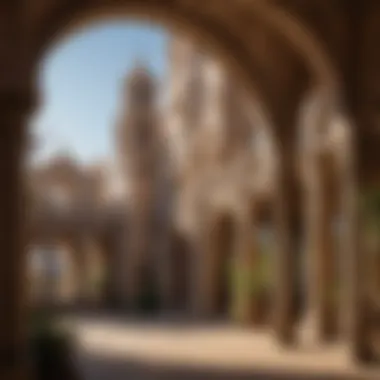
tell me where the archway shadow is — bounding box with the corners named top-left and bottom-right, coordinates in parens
top-left (78, 351), bottom-right (379, 380)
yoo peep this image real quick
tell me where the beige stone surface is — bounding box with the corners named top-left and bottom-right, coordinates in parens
top-left (68, 315), bottom-right (380, 380)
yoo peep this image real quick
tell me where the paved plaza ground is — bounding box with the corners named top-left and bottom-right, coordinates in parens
top-left (65, 313), bottom-right (380, 380)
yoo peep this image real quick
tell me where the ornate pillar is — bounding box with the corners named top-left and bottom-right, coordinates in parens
top-left (0, 89), bottom-right (34, 380)
top-left (306, 151), bottom-right (337, 341)
top-left (298, 89), bottom-right (340, 344)
top-left (338, 114), bottom-right (371, 361)
top-left (272, 141), bottom-right (300, 345)
top-left (270, 81), bottom-right (310, 345)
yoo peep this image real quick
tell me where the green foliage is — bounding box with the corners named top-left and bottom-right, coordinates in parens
top-left (360, 189), bottom-right (380, 252)
top-left (230, 253), bottom-right (271, 296)
top-left (361, 189), bottom-right (380, 226)
top-left (229, 251), bottom-right (271, 323)
top-left (230, 252), bottom-right (268, 316)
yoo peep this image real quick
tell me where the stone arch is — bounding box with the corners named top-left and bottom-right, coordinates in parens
top-left (244, 1), bottom-right (338, 87)
top-left (28, 0), bottom-right (339, 148)
top-left (27, 0), bottom-right (346, 328)
top-left (31, 2), bottom-right (271, 121)
top-left (33, 1), bottom-right (337, 84)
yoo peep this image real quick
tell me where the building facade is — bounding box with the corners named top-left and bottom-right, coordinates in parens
top-left (28, 34), bottom-right (276, 322)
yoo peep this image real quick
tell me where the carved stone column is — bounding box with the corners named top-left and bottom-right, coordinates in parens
top-left (0, 90), bottom-right (34, 380)
top-left (272, 143), bottom-right (300, 345)
top-left (307, 151), bottom-right (337, 341)
top-left (338, 117), bottom-right (371, 361)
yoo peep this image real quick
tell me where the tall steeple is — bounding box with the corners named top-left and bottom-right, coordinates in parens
top-left (114, 61), bottom-right (169, 308)
top-left (124, 61), bottom-right (157, 110)
top-left (117, 61), bottom-right (160, 191)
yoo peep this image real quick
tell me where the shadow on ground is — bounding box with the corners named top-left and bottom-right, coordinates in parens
top-left (56, 311), bottom-right (380, 380)
top-left (78, 351), bottom-right (379, 380)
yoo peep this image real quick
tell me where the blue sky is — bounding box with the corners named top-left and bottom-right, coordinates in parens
top-left (31, 21), bottom-right (169, 164)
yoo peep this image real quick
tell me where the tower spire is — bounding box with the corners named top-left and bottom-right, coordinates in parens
top-left (124, 59), bottom-right (156, 107)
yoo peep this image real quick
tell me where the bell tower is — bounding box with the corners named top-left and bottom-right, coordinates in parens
top-left (118, 63), bottom-right (159, 203)
top-left (115, 62), bottom-right (161, 308)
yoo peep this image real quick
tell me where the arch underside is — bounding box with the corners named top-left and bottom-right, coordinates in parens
top-left (29, 0), bottom-right (337, 143)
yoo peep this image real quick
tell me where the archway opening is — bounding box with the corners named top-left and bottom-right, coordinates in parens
top-left (27, 14), bottom-right (282, 378)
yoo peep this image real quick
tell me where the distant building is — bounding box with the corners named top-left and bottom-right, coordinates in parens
top-left (28, 34), bottom-right (276, 318)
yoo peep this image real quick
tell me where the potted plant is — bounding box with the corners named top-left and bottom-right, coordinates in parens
top-left (29, 311), bottom-right (82, 380)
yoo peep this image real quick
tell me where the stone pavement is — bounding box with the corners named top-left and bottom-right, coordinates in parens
top-left (64, 313), bottom-right (380, 380)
